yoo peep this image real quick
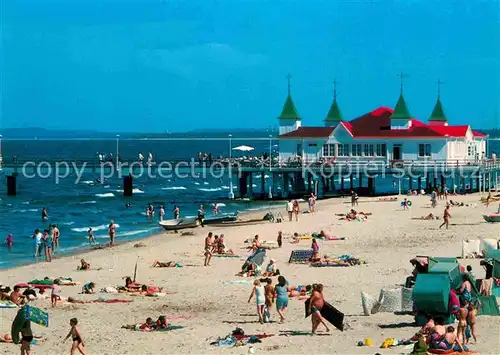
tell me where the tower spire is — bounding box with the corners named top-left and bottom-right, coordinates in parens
top-left (397, 71), bottom-right (408, 94)
top-left (436, 78), bottom-right (444, 99)
top-left (286, 73), bottom-right (292, 96)
top-left (277, 73), bottom-right (301, 121)
top-left (429, 78), bottom-right (447, 124)
top-left (390, 72), bottom-right (412, 121)
top-left (324, 78), bottom-right (343, 125)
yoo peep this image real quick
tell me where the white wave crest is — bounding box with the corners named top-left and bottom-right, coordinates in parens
top-left (161, 186), bottom-right (186, 190)
top-left (95, 193), bottom-right (115, 198)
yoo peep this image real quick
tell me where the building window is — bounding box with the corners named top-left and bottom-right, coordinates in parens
top-left (352, 144), bottom-right (362, 156)
top-left (322, 144), bottom-right (335, 157)
top-left (296, 143), bottom-right (302, 156)
top-left (338, 144), bottom-right (349, 157)
top-left (418, 143), bottom-right (431, 157)
top-left (375, 144), bottom-right (387, 157)
top-left (364, 144), bottom-right (374, 156)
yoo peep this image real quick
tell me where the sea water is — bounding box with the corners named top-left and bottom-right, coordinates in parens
top-left (0, 138), bottom-right (498, 268)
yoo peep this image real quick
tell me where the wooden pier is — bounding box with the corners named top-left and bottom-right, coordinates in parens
top-left (0, 157), bottom-right (499, 198)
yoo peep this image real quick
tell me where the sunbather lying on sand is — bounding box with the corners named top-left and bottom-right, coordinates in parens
top-left (151, 260), bottom-right (182, 268)
top-left (413, 213), bottom-right (440, 220)
top-left (449, 200), bottom-right (465, 207)
top-left (119, 284), bottom-right (164, 296)
top-left (337, 209), bottom-right (371, 221)
top-left (287, 284), bottom-right (312, 297)
top-left (121, 316), bottom-right (168, 331)
top-left (0, 333), bottom-right (45, 343)
top-left (237, 261), bottom-right (260, 277)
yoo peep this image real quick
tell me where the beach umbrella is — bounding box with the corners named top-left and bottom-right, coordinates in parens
top-left (232, 145), bottom-right (254, 152)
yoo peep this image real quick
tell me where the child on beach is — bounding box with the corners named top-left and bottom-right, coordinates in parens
top-left (78, 259), bottom-right (91, 270)
top-left (248, 280), bottom-right (265, 324)
top-left (64, 318), bottom-right (85, 355)
top-left (51, 280), bottom-right (61, 307)
top-left (457, 305), bottom-right (468, 344)
top-left (467, 303), bottom-right (478, 344)
top-left (81, 282), bottom-right (95, 294)
top-left (264, 278), bottom-right (273, 323)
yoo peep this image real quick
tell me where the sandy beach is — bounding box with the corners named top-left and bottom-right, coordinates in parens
top-left (1, 193), bottom-right (499, 355)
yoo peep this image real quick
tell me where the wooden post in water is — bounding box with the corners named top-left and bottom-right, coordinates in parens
top-left (7, 174), bottom-right (17, 196)
top-left (260, 172), bottom-right (265, 196)
top-left (282, 173), bottom-right (289, 199)
top-left (123, 175), bottom-right (133, 197)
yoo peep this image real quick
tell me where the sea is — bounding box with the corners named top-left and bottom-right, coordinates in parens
top-left (0, 137), bottom-right (498, 269)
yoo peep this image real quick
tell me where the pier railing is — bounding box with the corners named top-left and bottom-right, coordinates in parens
top-left (1, 157), bottom-right (500, 171)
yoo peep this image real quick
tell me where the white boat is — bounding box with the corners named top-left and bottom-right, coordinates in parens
top-left (159, 217), bottom-right (199, 231)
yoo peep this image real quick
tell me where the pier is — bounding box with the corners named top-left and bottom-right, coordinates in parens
top-left (0, 156), bottom-right (499, 198)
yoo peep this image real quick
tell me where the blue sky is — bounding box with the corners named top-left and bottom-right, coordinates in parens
top-left (1, 0), bottom-right (499, 132)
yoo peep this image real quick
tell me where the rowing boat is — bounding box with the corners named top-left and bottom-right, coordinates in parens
top-left (159, 217), bottom-right (199, 230)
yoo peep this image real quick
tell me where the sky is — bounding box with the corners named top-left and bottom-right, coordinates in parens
top-left (1, 0), bottom-right (499, 132)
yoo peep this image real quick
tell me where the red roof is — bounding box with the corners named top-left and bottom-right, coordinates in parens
top-left (279, 107), bottom-right (484, 139)
top-left (279, 126), bottom-right (334, 138)
top-left (473, 131), bottom-right (487, 138)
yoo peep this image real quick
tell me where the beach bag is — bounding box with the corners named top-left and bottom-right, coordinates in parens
top-left (378, 287), bottom-right (402, 313)
top-left (361, 292), bottom-right (380, 316)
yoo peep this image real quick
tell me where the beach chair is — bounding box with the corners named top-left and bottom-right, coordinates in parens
top-left (288, 250), bottom-right (313, 263)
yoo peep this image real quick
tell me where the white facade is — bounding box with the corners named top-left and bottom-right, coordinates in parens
top-left (279, 126), bottom-right (486, 164)
top-left (278, 120), bottom-right (301, 136)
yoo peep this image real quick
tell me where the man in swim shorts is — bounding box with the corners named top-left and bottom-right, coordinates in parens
top-left (204, 232), bottom-right (213, 266)
top-left (308, 284), bottom-right (329, 334)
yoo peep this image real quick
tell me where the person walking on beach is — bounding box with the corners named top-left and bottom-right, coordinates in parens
top-left (64, 317), bottom-right (86, 355)
top-left (350, 191), bottom-right (358, 207)
top-left (439, 205), bottom-right (451, 229)
top-left (264, 278), bottom-right (274, 322)
top-left (248, 279), bottom-right (266, 324)
top-left (6, 234), bottom-right (13, 251)
top-left (275, 276), bottom-right (289, 323)
top-left (159, 205), bottom-right (165, 221)
top-left (19, 316), bottom-right (33, 355)
top-left (277, 231), bottom-right (282, 248)
top-left (292, 200), bottom-right (300, 221)
top-left (308, 284), bottom-right (330, 334)
top-left (308, 193), bottom-right (316, 213)
top-left (108, 220), bottom-right (116, 247)
top-left (204, 232), bottom-right (213, 266)
top-left (286, 200), bottom-right (293, 221)
top-left (173, 205), bottom-right (180, 219)
top-left (87, 228), bottom-right (96, 246)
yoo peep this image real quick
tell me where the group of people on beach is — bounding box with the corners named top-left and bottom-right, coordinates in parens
top-left (286, 193), bottom-right (317, 222)
top-left (31, 224), bottom-right (60, 262)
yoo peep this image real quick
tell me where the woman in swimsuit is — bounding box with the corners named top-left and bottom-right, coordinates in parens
top-left (274, 276), bottom-right (289, 324)
top-left (64, 318), bottom-right (85, 355)
top-left (311, 239), bottom-right (320, 261)
top-left (248, 279), bottom-right (265, 324)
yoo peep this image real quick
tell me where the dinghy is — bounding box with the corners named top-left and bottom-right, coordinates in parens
top-left (159, 217), bottom-right (199, 231)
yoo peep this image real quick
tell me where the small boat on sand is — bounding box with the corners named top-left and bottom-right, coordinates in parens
top-left (483, 214), bottom-right (500, 223)
top-left (159, 217), bottom-right (199, 231)
top-left (208, 218), bottom-right (271, 228)
top-left (203, 214), bottom-right (238, 225)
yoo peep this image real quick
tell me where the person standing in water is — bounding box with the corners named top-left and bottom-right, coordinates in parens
top-left (159, 205), bottom-right (165, 221)
top-left (41, 208), bottom-right (48, 221)
top-left (198, 204), bottom-right (205, 227)
top-left (6, 234), bottom-right (13, 251)
top-left (52, 224), bottom-right (60, 251)
top-left (44, 229), bottom-right (53, 262)
top-left (108, 220), bottom-right (116, 247)
top-left (87, 228), bottom-right (96, 246)
top-left (33, 229), bottom-right (43, 257)
top-left (173, 205), bottom-right (180, 219)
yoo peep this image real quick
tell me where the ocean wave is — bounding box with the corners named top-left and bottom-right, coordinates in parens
top-left (13, 208), bottom-right (39, 213)
top-left (95, 193), bottom-right (115, 198)
top-left (71, 224), bottom-right (120, 233)
top-left (198, 188), bottom-right (221, 192)
top-left (81, 180), bottom-right (95, 185)
top-left (115, 188), bottom-right (144, 194)
top-left (203, 181), bottom-right (209, 185)
top-left (216, 203), bottom-right (226, 207)
top-left (62, 221), bottom-right (75, 225)
top-left (161, 186), bottom-right (186, 190)
top-left (21, 201), bottom-right (31, 205)
top-left (194, 182), bottom-right (200, 185)
top-left (104, 185), bottom-right (110, 188)
top-left (118, 229), bottom-right (149, 237)
top-left (220, 186), bottom-right (238, 190)
top-left (80, 200), bottom-right (97, 205)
